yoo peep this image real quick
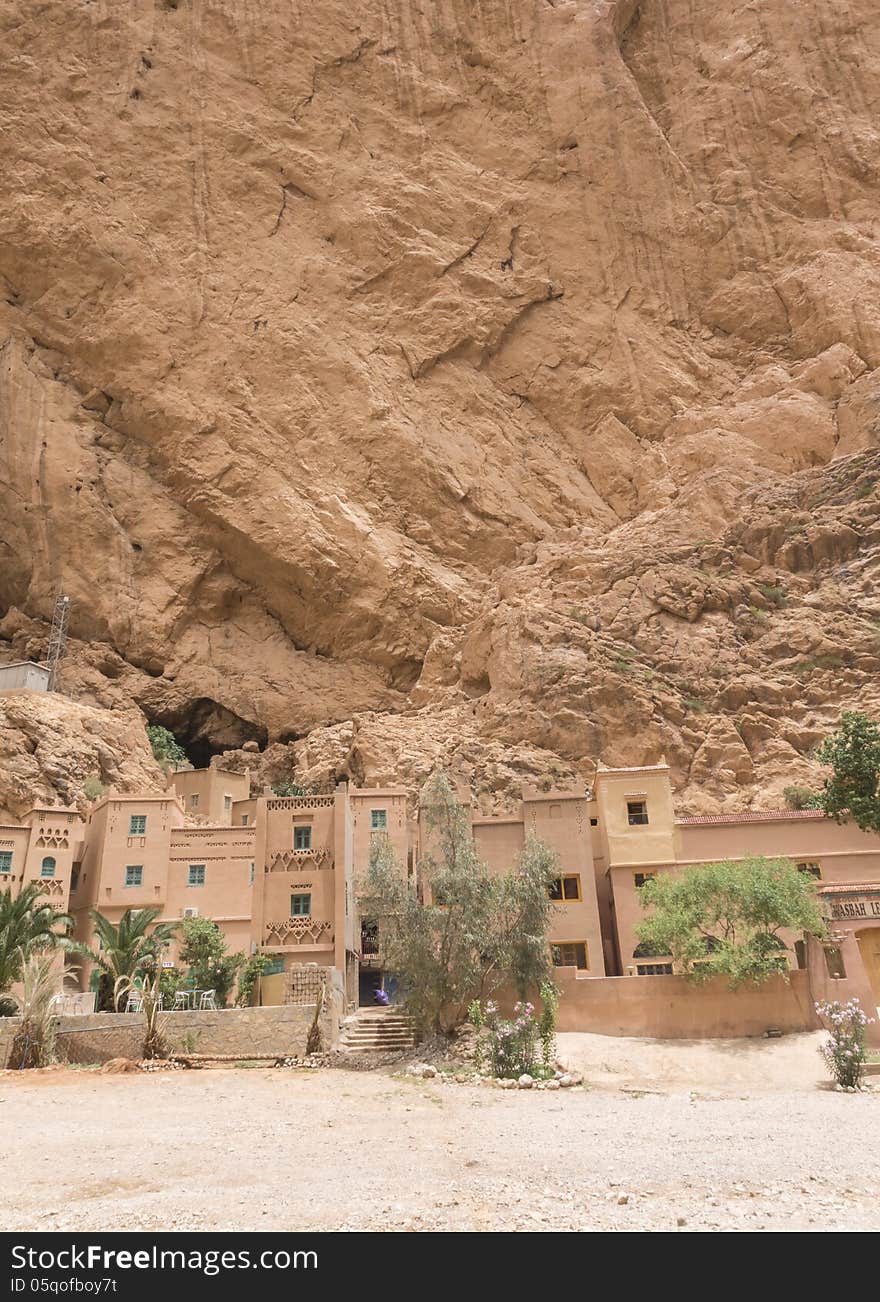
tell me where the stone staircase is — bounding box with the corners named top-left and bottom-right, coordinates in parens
top-left (339, 1007), bottom-right (417, 1056)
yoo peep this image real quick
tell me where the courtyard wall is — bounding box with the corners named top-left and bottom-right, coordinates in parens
top-left (499, 970), bottom-right (819, 1039)
top-left (0, 1002), bottom-right (338, 1067)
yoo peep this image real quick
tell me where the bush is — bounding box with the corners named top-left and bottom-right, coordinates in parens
top-left (236, 954), bottom-right (270, 1007)
top-left (483, 1000), bottom-right (539, 1079)
top-left (147, 725), bottom-right (188, 769)
top-left (757, 582), bottom-right (787, 608)
top-left (6, 955), bottom-right (63, 1070)
top-left (82, 775), bottom-right (107, 801)
top-left (816, 998), bottom-right (874, 1090)
top-left (538, 980), bottom-right (560, 1069)
top-left (783, 785), bottom-right (820, 811)
top-left (270, 781), bottom-right (314, 797)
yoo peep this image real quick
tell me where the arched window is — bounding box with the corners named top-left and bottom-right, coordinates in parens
top-left (41, 857), bottom-right (56, 879)
top-left (633, 941), bottom-right (667, 959)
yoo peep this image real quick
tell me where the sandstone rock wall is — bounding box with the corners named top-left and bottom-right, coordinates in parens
top-left (2, 1), bottom-right (880, 812)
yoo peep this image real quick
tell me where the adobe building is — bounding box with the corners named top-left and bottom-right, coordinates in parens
top-left (594, 762), bottom-right (880, 1033)
top-left (471, 787), bottom-right (605, 978)
top-left (4, 758), bottom-right (879, 1035)
top-left (0, 804), bottom-right (83, 909)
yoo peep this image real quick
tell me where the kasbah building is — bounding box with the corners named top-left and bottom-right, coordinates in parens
top-left (3, 760), bottom-right (880, 1044)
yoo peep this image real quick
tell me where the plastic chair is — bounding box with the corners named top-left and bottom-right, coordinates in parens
top-left (199, 990), bottom-right (217, 1010)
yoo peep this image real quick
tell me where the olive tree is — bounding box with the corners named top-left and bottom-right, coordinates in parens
top-left (359, 771), bottom-right (558, 1033)
top-left (635, 855), bottom-right (826, 988)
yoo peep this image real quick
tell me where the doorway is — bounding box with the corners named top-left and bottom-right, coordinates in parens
top-left (358, 969), bottom-right (382, 1007)
top-left (857, 928), bottom-right (880, 1011)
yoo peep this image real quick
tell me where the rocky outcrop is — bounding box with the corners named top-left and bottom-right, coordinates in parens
top-left (2, 1), bottom-right (880, 812)
top-left (0, 693), bottom-right (165, 820)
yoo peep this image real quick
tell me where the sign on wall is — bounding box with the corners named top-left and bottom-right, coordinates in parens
top-left (822, 888), bottom-right (880, 921)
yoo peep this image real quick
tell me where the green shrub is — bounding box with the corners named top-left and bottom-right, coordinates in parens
top-left (783, 785), bottom-right (820, 811)
top-left (147, 725), bottom-right (188, 769)
top-left (757, 582), bottom-right (787, 608)
top-left (82, 775), bottom-right (107, 801)
top-left (270, 781), bottom-right (314, 797)
top-left (538, 981), bottom-right (560, 1069)
top-left (236, 954), bottom-right (271, 1007)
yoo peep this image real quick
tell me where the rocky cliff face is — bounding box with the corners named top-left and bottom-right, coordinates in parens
top-left (2, 0), bottom-right (880, 812)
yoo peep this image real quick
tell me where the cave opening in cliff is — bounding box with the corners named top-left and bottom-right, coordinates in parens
top-left (147, 699), bottom-right (268, 769)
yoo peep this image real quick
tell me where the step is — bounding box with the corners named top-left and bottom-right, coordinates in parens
top-left (341, 1038), bottom-right (416, 1048)
top-left (340, 1033), bottom-right (416, 1047)
top-left (341, 1036), bottom-right (416, 1046)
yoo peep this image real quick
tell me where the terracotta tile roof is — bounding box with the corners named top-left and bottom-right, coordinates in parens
top-left (676, 809), bottom-right (826, 826)
top-left (817, 881), bottom-right (880, 895)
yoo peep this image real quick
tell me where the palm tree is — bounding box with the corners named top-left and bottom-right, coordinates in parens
top-left (0, 883), bottom-right (74, 1004)
top-left (80, 907), bottom-right (179, 1011)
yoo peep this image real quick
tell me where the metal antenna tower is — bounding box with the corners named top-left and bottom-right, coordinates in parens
top-left (45, 592), bottom-right (70, 692)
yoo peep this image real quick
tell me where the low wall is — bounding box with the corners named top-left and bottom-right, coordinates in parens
top-left (497, 970), bottom-right (819, 1039)
top-left (0, 1001), bottom-right (339, 1068)
top-left (552, 971), bottom-right (819, 1038)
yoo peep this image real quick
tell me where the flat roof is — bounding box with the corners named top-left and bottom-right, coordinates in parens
top-left (595, 763), bottom-right (670, 777)
top-left (172, 768), bottom-right (250, 780)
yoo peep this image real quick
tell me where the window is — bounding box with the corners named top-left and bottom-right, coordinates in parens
top-left (824, 947), bottom-right (846, 979)
top-left (370, 809), bottom-right (387, 831)
top-left (41, 857), bottom-right (56, 879)
top-left (71, 867), bottom-right (80, 892)
top-left (627, 801), bottom-right (649, 826)
top-left (241, 814), bottom-right (249, 826)
top-left (190, 795), bottom-right (199, 809)
top-left (634, 872), bottom-right (655, 889)
top-left (797, 861), bottom-right (822, 880)
top-left (129, 815), bottom-right (147, 836)
top-left (633, 941), bottom-right (668, 959)
top-left (187, 864), bottom-right (206, 887)
top-left (590, 817), bottom-right (598, 827)
top-left (636, 962), bottom-right (673, 976)
top-left (124, 865), bottom-right (143, 887)
top-left (290, 892), bottom-right (311, 917)
top-left (249, 862), bottom-right (255, 885)
top-left (0, 852), bottom-right (11, 874)
top-left (794, 940), bottom-right (807, 970)
top-left (551, 941), bottom-right (588, 970)
top-left (293, 824), bottom-right (312, 851)
top-left (224, 795), bottom-right (232, 811)
top-left (548, 875), bottom-right (581, 902)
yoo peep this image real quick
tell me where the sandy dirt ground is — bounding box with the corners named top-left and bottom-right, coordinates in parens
top-left (1, 1034), bottom-right (878, 1233)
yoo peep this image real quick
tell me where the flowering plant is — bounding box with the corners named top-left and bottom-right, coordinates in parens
top-left (482, 1000), bottom-right (539, 1078)
top-left (815, 997), bottom-right (874, 1090)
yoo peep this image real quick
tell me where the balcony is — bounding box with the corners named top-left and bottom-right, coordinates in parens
top-left (266, 847), bottom-right (331, 873)
top-left (262, 917), bottom-right (333, 948)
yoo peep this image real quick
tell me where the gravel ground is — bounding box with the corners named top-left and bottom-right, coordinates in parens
top-left (1, 1042), bottom-right (878, 1232)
